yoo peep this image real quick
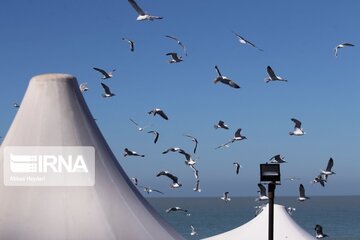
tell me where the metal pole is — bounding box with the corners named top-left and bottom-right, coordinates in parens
top-left (268, 181), bottom-right (276, 240)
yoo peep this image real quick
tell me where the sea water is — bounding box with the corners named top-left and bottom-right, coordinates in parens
top-left (148, 196), bottom-right (360, 240)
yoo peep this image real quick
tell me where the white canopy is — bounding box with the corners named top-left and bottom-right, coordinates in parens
top-left (203, 203), bottom-right (316, 240)
top-left (0, 74), bottom-right (184, 239)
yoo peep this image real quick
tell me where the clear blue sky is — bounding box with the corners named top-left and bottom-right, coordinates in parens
top-left (1, 0), bottom-right (359, 197)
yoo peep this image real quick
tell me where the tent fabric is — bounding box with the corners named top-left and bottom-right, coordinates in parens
top-left (203, 203), bottom-right (316, 240)
top-left (0, 74), bottom-right (184, 240)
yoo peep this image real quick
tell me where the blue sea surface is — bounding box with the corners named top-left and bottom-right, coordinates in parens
top-left (148, 196), bottom-right (360, 240)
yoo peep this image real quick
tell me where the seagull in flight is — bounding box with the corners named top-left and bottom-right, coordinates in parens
top-left (165, 35), bottom-right (187, 56)
top-left (93, 67), bottom-right (115, 80)
top-left (232, 31), bottom-right (263, 51)
top-left (100, 83), bottom-right (115, 98)
top-left (123, 148), bottom-right (145, 157)
top-left (255, 183), bottom-right (269, 201)
top-left (311, 174), bottom-right (327, 187)
top-left (221, 192), bottom-right (231, 202)
top-left (166, 52), bottom-right (183, 63)
top-left (178, 149), bottom-right (196, 166)
top-left (162, 147), bottom-right (182, 154)
top-left (79, 82), bottom-right (88, 93)
top-left (213, 65), bottom-right (240, 89)
top-left (231, 128), bottom-right (247, 142)
top-left (298, 184), bottom-right (310, 201)
top-left (129, 118), bottom-right (150, 131)
top-left (215, 142), bottom-right (230, 150)
top-left (233, 162), bottom-right (242, 175)
top-left (128, 0), bottom-right (163, 21)
top-left (184, 134), bottom-right (198, 154)
top-left (156, 171), bottom-right (182, 188)
top-left (193, 179), bottom-right (201, 192)
top-left (289, 118), bottom-right (305, 136)
top-left (265, 66), bottom-right (287, 83)
top-left (139, 186), bottom-right (163, 195)
top-left (13, 103), bottom-right (20, 108)
top-left (148, 108), bottom-right (169, 120)
top-left (122, 37), bottom-right (135, 52)
top-left (320, 158), bottom-right (335, 176)
top-left (268, 154), bottom-right (287, 164)
top-left (190, 225), bottom-right (198, 236)
top-left (147, 130), bottom-right (160, 144)
top-left (166, 206), bottom-right (188, 213)
top-left (314, 224), bottom-right (328, 239)
top-left (214, 120), bottom-right (229, 130)
top-left (334, 42), bottom-right (354, 57)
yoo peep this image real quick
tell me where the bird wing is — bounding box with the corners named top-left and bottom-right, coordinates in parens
top-left (93, 67), bottom-right (109, 78)
top-left (152, 189), bottom-right (164, 194)
top-left (165, 35), bottom-right (179, 41)
top-left (342, 42), bottom-right (355, 47)
top-left (129, 118), bottom-right (139, 126)
top-left (128, 0), bottom-right (145, 15)
top-left (101, 83), bottom-right (111, 95)
top-left (326, 158), bottom-right (334, 171)
top-left (148, 131), bottom-right (159, 143)
top-left (234, 128), bottom-right (242, 138)
top-left (214, 65), bottom-right (222, 77)
top-left (291, 118), bottom-right (302, 129)
top-left (266, 66), bottom-right (277, 80)
top-left (225, 79), bottom-right (240, 88)
top-left (163, 172), bottom-right (178, 183)
top-left (299, 184), bottom-right (305, 197)
top-left (157, 110), bottom-right (169, 120)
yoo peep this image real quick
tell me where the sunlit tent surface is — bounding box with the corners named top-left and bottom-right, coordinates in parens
top-left (203, 204), bottom-right (316, 240)
top-left (0, 74), bottom-right (184, 239)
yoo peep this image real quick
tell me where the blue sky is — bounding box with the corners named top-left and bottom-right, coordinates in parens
top-left (1, 0), bottom-right (359, 197)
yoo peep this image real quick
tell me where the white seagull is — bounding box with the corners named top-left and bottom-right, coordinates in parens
top-left (128, 0), bottom-right (163, 21)
top-left (231, 128), bottom-right (247, 142)
top-left (214, 120), bottom-right (229, 130)
top-left (123, 148), bottom-right (145, 157)
top-left (298, 184), bottom-right (310, 201)
top-left (289, 118), bottom-right (305, 136)
top-left (193, 179), bottom-right (201, 192)
top-left (265, 66), bottom-right (287, 83)
top-left (156, 171), bottom-right (182, 188)
top-left (311, 174), bottom-right (327, 187)
top-left (334, 42), bottom-right (354, 57)
top-left (165, 35), bottom-right (187, 56)
top-left (147, 130), bottom-right (159, 144)
top-left (79, 82), bottom-right (88, 93)
top-left (100, 83), bottom-right (115, 98)
top-left (213, 65), bottom-right (240, 89)
top-left (129, 118), bottom-right (150, 131)
top-left (13, 103), bottom-right (20, 108)
top-left (184, 134), bottom-right (198, 154)
top-left (166, 52), bottom-right (183, 63)
top-left (268, 154), bottom-right (287, 164)
top-left (314, 224), bottom-right (328, 239)
top-left (93, 67), bottom-right (115, 80)
top-left (166, 206), bottom-right (188, 213)
top-left (190, 225), bottom-right (198, 236)
top-left (320, 158), bottom-right (335, 176)
top-left (232, 31), bottom-right (263, 51)
top-left (233, 162), bottom-right (242, 175)
top-left (139, 186), bottom-right (163, 195)
top-left (148, 108), bottom-right (168, 120)
top-left (162, 147), bottom-right (182, 154)
top-left (221, 191), bottom-right (231, 202)
top-left (255, 183), bottom-right (269, 201)
top-left (122, 37), bottom-right (135, 52)
top-left (178, 149), bottom-right (196, 166)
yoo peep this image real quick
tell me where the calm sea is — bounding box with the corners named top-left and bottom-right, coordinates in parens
top-left (148, 196), bottom-right (360, 240)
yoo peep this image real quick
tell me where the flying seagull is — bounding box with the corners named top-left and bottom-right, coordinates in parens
top-left (100, 83), bottom-right (115, 98)
top-left (321, 158), bottom-right (335, 176)
top-left (148, 108), bottom-right (168, 120)
top-left (255, 183), bottom-right (269, 201)
top-left (13, 103), bottom-right (20, 108)
top-left (79, 82), bottom-right (89, 93)
top-left (311, 174), bottom-right (327, 187)
top-left (265, 66), bottom-right (287, 83)
top-left (221, 191), bottom-right (231, 202)
top-left (139, 186), bottom-right (164, 195)
top-left (214, 120), bottom-right (229, 130)
top-left (314, 224), bottom-right (328, 239)
top-left (93, 67), bottom-right (115, 80)
top-left (129, 118), bottom-right (150, 131)
top-left (193, 179), bottom-right (201, 192)
top-left (165, 35), bottom-right (187, 56)
top-left (215, 142), bottom-right (231, 150)
top-left (268, 154), bottom-right (287, 164)
top-left (231, 128), bottom-right (247, 142)
top-left (147, 130), bottom-right (159, 144)
top-left (123, 148), bottom-right (145, 157)
top-left (334, 42), bottom-right (354, 57)
top-left (289, 118), bottom-right (305, 136)
top-left (190, 225), bottom-right (198, 236)
top-left (156, 171), bottom-right (182, 188)
top-left (122, 37), bottom-right (135, 52)
top-left (166, 52), bottom-right (183, 63)
top-left (232, 31), bottom-right (263, 51)
top-left (166, 206), bottom-right (188, 213)
top-left (178, 149), bottom-right (196, 166)
top-left (213, 65), bottom-right (240, 89)
top-left (233, 162), bottom-right (242, 175)
top-left (298, 184), bottom-right (310, 201)
top-left (162, 147), bottom-right (182, 154)
top-left (184, 134), bottom-right (198, 154)
top-left (128, 0), bottom-right (163, 21)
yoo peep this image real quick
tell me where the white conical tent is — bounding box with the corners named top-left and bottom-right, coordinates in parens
top-left (203, 204), bottom-right (316, 240)
top-left (0, 74), bottom-right (184, 240)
